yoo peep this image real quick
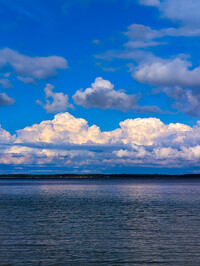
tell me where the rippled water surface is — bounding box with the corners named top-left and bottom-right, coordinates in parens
top-left (1, 178), bottom-right (200, 265)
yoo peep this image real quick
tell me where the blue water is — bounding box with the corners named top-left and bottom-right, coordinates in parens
top-left (0, 178), bottom-right (200, 265)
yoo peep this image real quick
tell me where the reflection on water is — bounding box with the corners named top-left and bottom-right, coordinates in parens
top-left (0, 178), bottom-right (200, 265)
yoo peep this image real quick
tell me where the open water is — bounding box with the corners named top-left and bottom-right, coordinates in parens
top-left (0, 178), bottom-right (200, 265)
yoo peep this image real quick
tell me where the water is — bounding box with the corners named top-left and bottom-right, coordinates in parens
top-left (0, 178), bottom-right (200, 265)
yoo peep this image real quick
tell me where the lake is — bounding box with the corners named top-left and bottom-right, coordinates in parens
top-left (0, 178), bottom-right (200, 265)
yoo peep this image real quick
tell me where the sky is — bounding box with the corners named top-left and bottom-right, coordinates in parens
top-left (1, 0), bottom-right (200, 174)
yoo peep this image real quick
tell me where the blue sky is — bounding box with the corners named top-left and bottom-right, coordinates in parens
top-left (1, 0), bottom-right (200, 174)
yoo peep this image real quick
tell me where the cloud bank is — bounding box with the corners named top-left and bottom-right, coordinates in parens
top-left (1, 112), bottom-right (200, 173)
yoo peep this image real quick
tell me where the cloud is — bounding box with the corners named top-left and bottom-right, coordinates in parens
top-left (9, 112), bottom-right (191, 154)
top-left (162, 86), bottom-right (184, 99)
top-left (1, 112), bottom-right (200, 171)
top-left (124, 23), bottom-right (200, 51)
top-left (97, 4), bottom-right (200, 67)
top-left (15, 112), bottom-right (110, 145)
top-left (0, 48), bottom-right (68, 81)
top-left (73, 77), bottom-right (138, 111)
top-left (0, 112), bottom-right (199, 171)
top-left (163, 27), bottom-right (200, 37)
top-left (174, 90), bottom-right (200, 116)
top-left (99, 66), bottom-right (121, 72)
top-left (163, 87), bottom-right (200, 117)
top-left (97, 23), bottom-right (194, 65)
top-left (138, 0), bottom-right (200, 26)
top-left (95, 15), bottom-right (200, 117)
top-left (17, 76), bottom-right (37, 85)
top-left (132, 56), bottom-right (200, 116)
top-left (0, 78), bottom-right (13, 88)
top-left (117, 117), bottom-right (192, 146)
top-left (0, 93), bottom-right (15, 106)
top-left (96, 49), bottom-right (155, 63)
top-left (0, 125), bottom-right (15, 143)
top-left (97, 21), bottom-right (200, 117)
top-left (125, 40), bottom-right (164, 49)
top-left (124, 24), bottom-right (166, 48)
top-left (97, 22), bottom-right (200, 68)
top-left (73, 77), bottom-right (161, 113)
top-left (158, 0), bottom-right (200, 27)
top-left (125, 24), bottom-right (163, 41)
top-left (14, 112), bottom-right (192, 148)
top-left (3, 72), bottom-right (11, 78)
top-left (138, 0), bottom-right (160, 7)
top-left (36, 84), bottom-right (74, 113)
top-left (133, 58), bottom-right (200, 88)
top-left (124, 23), bottom-right (200, 47)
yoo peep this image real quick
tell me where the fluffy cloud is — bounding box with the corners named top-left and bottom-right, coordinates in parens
top-left (0, 93), bottom-right (15, 106)
top-left (133, 57), bottom-right (200, 116)
top-left (1, 112), bottom-right (200, 172)
top-left (73, 77), bottom-right (161, 113)
top-left (13, 113), bottom-right (193, 149)
top-left (117, 117), bottom-right (191, 146)
top-left (97, 24), bottom-right (200, 116)
top-left (0, 48), bottom-right (68, 81)
top-left (36, 84), bottom-right (74, 113)
top-left (0, 125), bottom-right (15, 143)
top-left (15, 112), bottom-right (110, 145)
top-left (14, 113), bottom-right (191, 147)
top-left (122, 23), bottom-right (200, 116)
top-left (73, 77), bottom-right (138, 111)
top-left (133, 58), bottom-right (200, 88)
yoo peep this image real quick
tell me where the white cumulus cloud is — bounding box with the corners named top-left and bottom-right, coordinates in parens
top-left (15, 112), bottom-right (109, 145)
top-left (36, 84), bottom-right (74, 113)
top-left (1, 112), bottom-right (200, 172)
top-left (0, 125), bottom-right (15, 143)
top-left (133, 58), bottom-right (200, 88)
top-left (73, 77), bottom-right (161, 113)
top-left (73, 77), bottom-right (138, 111)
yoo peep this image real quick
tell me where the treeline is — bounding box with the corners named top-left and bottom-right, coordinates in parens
top-left (0, 174), bottom-right (200, 179)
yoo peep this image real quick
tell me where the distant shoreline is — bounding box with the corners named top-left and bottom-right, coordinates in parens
top-left (0, 174), bottom-right (200, 179)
